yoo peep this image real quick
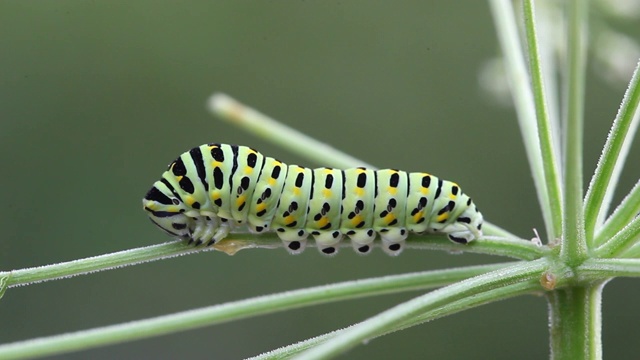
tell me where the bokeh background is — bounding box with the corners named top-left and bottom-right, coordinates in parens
top-left (1, 1), bottom-right (639, 359)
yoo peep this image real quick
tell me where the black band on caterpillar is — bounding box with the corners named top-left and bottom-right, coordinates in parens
top-left (143, 144), bottom-right (483, 256)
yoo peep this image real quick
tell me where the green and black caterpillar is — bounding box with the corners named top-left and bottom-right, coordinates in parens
top-left (143, 144), bottom-right (483, 255)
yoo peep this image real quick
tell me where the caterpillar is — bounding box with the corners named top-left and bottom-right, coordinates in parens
top-left (142, 144), bottom-right (483, 255)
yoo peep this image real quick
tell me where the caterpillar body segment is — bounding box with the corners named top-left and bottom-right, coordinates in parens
top-left (143, 144), bottom-right (483, 255)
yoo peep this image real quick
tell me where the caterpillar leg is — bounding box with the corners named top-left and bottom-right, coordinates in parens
top-left (441, 221), bottom-right (482, 244)
top-left (312, 231), bottom-right (343, 256)
top-left (379, 228), bottom-right (408, 256)
top-left (276, 228), bottom-right (309, 255)
top-left (184, 210), bottom-right (229, 246)
top-left (207, 219), bottom-right (232, 246)
top-left (346, 229), bottom-right (376, 255)
top-left (447, 230), bottom-right (475, 244)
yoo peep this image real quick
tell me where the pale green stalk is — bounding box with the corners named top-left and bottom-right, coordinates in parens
top-left (1, 241), bottom-right (200, 288)
top-left (560, 0), bottom-right (587, 264)
top-left (0, 235), bottom-right (542, 292)
top-left (584, 59), bottom-right (640, 244)
top-left (0, 264), bottom-right (508, 360)
top-left (251, 280), bottom-right (540, 359)
top-left (577, 258), bottom-right (640, 279)
top-left (489, 0), bottom-right (555, 241)
top-left (523, 0), bottom-right (564, 240)
top-left (0, 274), bottom-right (9, 300)
top-left (294, 259), bottom-right (548, 359)
top-left (208, 93), bottom-right (375, 169)
top-left (209, 93), bottom-right (520, 240)
top-left (595, 178), bottom-right (640, 244)
top-left (594, 215), bottom-right (640, 258)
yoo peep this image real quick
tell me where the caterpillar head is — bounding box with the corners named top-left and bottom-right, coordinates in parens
top-left (142, 183), bottom-right (191, 239)
top-left (445, 204), bottom-right (483, 244)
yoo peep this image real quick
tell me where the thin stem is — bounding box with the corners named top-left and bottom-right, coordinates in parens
top-left (209, 92), bottom-right (520, 248)
top-left (523, 0), bottom-right (564, 240)
top-left (294, 259), bottom-right (548, 359)
top-left (0, 274), bottom-right (9, 300)
top-left (481, 221), bottom-right (522, 239)
top-left (208, 93), bottom-right (375, 169)
top-left (1, 241), bottom-right (201, 288)
top-left (561, 0), bottom-right (588, 264)
top-left (0, 264), bottom-right (510, 360)
top-left (547, 284), bottom-right (605, 360)
top-left (595, 179), bottom-right (640, 244)
top-left (251, 280), bottom-right (540, 359)
top-left (0, 232), bottom-right (543, 290)
top-left (594, 214), bottom-right (640, 258)
top-left (489, 0), bottom-right (555, 241)
top-left (406, 235), bottom-right (547, 261)
top-left (585, 59), bottom-right (640, 244)
top-left (621, 242), bottom-right (640, 258)
top-left (577, 258), bottom-right (640, 279)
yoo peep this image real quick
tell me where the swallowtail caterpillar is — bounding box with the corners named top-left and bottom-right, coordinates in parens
top-left (143, 144), bottom-right (483, 256)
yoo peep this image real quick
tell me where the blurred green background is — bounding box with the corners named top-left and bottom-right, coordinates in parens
top-left (1, 1), bottom-right (639, 359)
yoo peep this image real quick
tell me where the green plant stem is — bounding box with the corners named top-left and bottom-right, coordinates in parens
top-left (0, 274), bottom-right (9, 300)
top-left (1, 241), bottom-right (200, 288)
top-left (561, 0), bottom-right (588, 264)
top-left (209, 92), bottom-right (520, 242)
top-left (594, 215), bottom-right (640, 258)
top-left (523, 0), bottom-right (564, 240)
top-left (547, 284), bottom-right (605, 360)
top-left (0, 263), bottom-right (510, 360)
top-left (251, 279), bottom-right (540, 359)
top-left (0, 234), bottom-right (543, 290)
top-left (621, 242), bottom-right (640, 258)
top-left (208, 93), bottom-right (375, 169)
top-left (481, 222), bottom-right (522, 239)
top-left (489, 0), bottom-right (555, 241)
top-left (577, 258), bottom-right (640, 279)
top-left (595, 179), bottom-right (640, 245)
top-left (406, 235), bottom-right (547, 260)
top-left (586, 59), bottom-right (640, 244)
top-left (294, 259), bottom-right (548, 360)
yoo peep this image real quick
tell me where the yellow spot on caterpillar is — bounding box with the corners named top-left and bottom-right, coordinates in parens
top-left (384, 213), bottom-right (396, 224)
top-left (236, 196), bottom-right (246, 207)
top-left (210, 191), bottom-right (221, 200)
top-left (388, 187), bottom-right (397, 196)
top-left (355, 188), bottom-right (364, 196)
top-left (449, 183), bottom-right (459, 199)
top-left (437, 213), bottom-right (449, 222)
top-left (293, 188), bottom-right (301, 196)
top-left (284, 215), bottom-right (296, 224)
top-left (211, 161), bottom-right (222, 167)
top-left (268, 178), bottom-right (276, 186)
top-left (256, 203), bottom-right (266, 212)
top-left (316, 217), bottom-right (329, 227)
top-left (323, 168), bottom-right (333, 174)
top-left (413, 211), bottom-right (424, 223)
top-left (421, 187), bottom-right (429, 195)
top-left (322, 189), bottom-right (332, 198)
top-left (351, 214), bottom-right (363, 226)
top-left (244, 166), bottom-right (253, 174)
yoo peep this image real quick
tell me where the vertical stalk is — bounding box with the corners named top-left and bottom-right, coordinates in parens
top-left (547, 283), bottom-right (605, 360)
top-left (523, 0), bottom-right (564, 239)
top-left (489, 0), bottom-right (555, 240)
top-left (561, 0), bottom-right (588, 264)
